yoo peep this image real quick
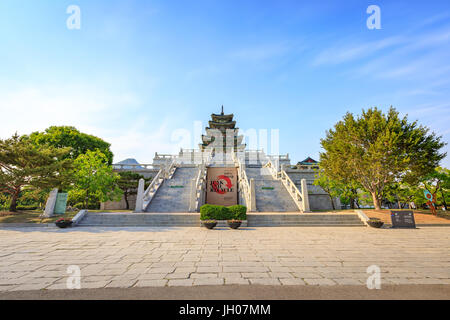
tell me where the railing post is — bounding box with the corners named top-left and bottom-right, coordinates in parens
top-left (250, 178), bottom-right (256, 212)
top-left (301, 179), bottom-right (310, 212)
top-left (189, 178), bottom-right (196, 212)
top-left (135, 178), bottom-right (145, 213)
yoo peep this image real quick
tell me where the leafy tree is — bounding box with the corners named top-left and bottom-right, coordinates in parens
top-left (29, 126), bottom-right (114, 164)
top-left (0, 134), bottom-right (73, 212)
top-left (339, 180), bottom-right (362, 209)
top-left (320, 107), bottom-right (446, 210)
top-left (314, 169), bottom-right (341, 210)
top-left (383, 182), bottom-right (417, 209)
top-left (117, 172), bottom-right (152, 210)
top-left (72, 149), bottom-right (122, 209)
top-left (420, 167), bottom-right (450, 210)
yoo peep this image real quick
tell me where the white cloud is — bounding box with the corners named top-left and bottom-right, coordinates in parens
top-left (0, 84), bottom-right (186, 164)
top-left (312, 36), bottom-right (403, 66)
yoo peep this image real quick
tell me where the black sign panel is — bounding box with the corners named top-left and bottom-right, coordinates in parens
top-left (391, 211), bottom-right (416, 228)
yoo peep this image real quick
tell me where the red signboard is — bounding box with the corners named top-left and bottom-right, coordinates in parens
top-left (206, 167), bottom-right (238, 206)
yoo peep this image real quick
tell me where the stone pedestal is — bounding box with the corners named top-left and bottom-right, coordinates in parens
top-left (134, 178), bottom-right (145, 213)
top-left (43, 188), bottom-right (58, 218)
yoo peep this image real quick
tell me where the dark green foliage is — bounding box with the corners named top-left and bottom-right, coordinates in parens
top-left (200, 204), bottom-right (247, 220)
top-left (15, 205), bottom-right (39, 211)
top-left (320, 107), bottom-right (446, 210)
top-left (117, 172), bottom-right (151, 210)
top-left (29, 126), bottom-right (114, 164)
top-left (227, 205), bottom-right (247, 220)
top-left (0, 134), bottom-right (73, 211)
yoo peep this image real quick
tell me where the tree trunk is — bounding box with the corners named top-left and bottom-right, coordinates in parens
top-left (350, 197), bottom-right (355, 209)
top-left (329, 195), bottom-right (336, 210)
top-left (124, 192), bottom-right (129, 210)
top-left (9, 189), bottom-right (20, 212)
top-left (85, 190), bottom-right (89, 210)
top-left (441, 190), bottom-right (448, 210)
top-left (371, 192), bottom-right (381, 210)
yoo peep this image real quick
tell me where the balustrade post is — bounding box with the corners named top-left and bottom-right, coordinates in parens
top-left (301, 179), bottom-right (311, 212)
top-left (135, 178), bottom-right (145, 213)
top-left (250, 178), bottom-right (256, 212)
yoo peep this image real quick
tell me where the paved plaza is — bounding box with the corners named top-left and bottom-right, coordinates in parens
top-left (0, 226), bottom-right (449, 293)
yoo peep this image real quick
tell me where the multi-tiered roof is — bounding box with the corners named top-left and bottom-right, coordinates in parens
top-left (200, 106), bottom-right (245, 153)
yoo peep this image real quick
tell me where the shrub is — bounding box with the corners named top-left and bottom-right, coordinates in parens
top-left (15, 205), bottom-right (39, 211)
top-left (200, 204), bottom-right (232, 220)
top-left (228, 205), bottom-right (247, 220)
top-left (200, 204), bottom-right (247, 220)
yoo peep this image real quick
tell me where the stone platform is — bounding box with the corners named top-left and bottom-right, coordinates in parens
top-left (0, 226), bottom-right (448, 291)
top-left (77, 211), bottom-right (365, 227)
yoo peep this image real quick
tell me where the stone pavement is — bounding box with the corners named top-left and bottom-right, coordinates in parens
top-left (0, 226), bottom-right (449, 292)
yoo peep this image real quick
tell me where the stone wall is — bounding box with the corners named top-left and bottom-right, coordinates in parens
top-left (101, 194), bottom-right (137, 211)
top-left (286, 169), bottom-right (340, 211)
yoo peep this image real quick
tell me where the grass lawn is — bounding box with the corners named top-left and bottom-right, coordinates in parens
top-left (363, 208), bottom-right (450, 224)
top-left (0, 209), bottom-right (134, 224)
top-left (0, 210), bottom-right (79, 224)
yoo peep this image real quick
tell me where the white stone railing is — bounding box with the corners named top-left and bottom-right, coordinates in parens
top-left (135, 158), bottom-right (177, 212)
top-left (189, 164), bottom-right (207, 212)
top-left (154, 152), bottom-right (177, 160)
top-left (266, 158), bottom-right (310, 212)
top-left (233, 153), bottom-right (256, 212)
top-left (279, 170), bottom-right (304, 212)
top-left (113, 163), bottom-right (160, 171)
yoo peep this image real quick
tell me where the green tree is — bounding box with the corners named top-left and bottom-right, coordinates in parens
top-left (0, 134), bottom-right (73, 212)
top-left (314, 169), bottom-right (341, 210)
top-left (117, 172), bottom-right (152, 210)
top-left (339, 180), bottom-right (362, 209)
top-left (420, 167), bottom-right (450, 210)
top-left (29, 126), bottom-right (114, 164)
top-left (72, 149), bottom-right (122, 209)
top-left (320, 107), bottom-right (446, 210)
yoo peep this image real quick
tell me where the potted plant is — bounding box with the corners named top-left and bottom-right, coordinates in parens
top-left (202, 220), bottom-right (217, 230)
top-left (227, 219), bottom-right (242, 229)
top-left (55, 218), bottom-right (73, 229)
top-left (367, 218), bottom-right (384, 228)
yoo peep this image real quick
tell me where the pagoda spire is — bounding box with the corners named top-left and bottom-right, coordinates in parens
top-left (221, 105), bottom-right (224, 115)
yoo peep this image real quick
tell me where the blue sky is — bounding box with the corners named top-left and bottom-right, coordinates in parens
top-left (0, 0), bottom-right (449, 166)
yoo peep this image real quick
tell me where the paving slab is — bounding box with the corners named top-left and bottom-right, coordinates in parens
top-left (0, 226), bottom-right (448, 291)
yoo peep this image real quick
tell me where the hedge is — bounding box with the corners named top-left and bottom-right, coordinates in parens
top-left (200, 204), bottom-right (247, 221)
top-left (228, 205), bottom-right (247, 220)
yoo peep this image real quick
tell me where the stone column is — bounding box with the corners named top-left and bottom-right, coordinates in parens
top-left (250, 178), bottom-right (256, 212)
top-left (43, 188), bottom-right (58, 218)
top-left (135, 178), bottom-right (145, 213)
top-left (301, 179), bottom-right (311, 212)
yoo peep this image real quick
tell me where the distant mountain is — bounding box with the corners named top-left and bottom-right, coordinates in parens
top-left (114, 158), bottom-right (144, 170)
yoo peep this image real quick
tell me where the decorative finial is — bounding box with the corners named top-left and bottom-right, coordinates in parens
top-left (221, 105), bottom-right (224, 115)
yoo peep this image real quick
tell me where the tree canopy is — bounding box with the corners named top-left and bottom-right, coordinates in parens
top-left (72, 149), bottom-right (122, 209)
top-left (0, 134), bottom-right (73, 211)
top-left (320, 107), bottom-right (446, 210)
top-left (29, 126), bottom-right (114, 164)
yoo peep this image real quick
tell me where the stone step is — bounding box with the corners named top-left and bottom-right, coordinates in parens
top-left (79, 213), bottom-right (201, 227)
top-left (78, 213), bottom-right (364, 227)
top-left (145, 167), bottom-right (199, 213)
top-left (247, 214), bottom-right (365, 227)
top-left (245, 168), bottom-right (300, 212)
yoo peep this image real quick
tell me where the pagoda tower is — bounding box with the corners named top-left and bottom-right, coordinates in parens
top-left (200, 106), bottom-right (245, 153)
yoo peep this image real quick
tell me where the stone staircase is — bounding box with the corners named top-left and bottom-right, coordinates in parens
top-left (145, 166), bottom-right (199, 213)
top-left (78, 212), bottom-right (200, 227)
top-left (247, 213), bottom-right (365, 227)
top-left (77, 212), bottom-right (364, 227)
top-left (245, 167), bottom-right (299, 212)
